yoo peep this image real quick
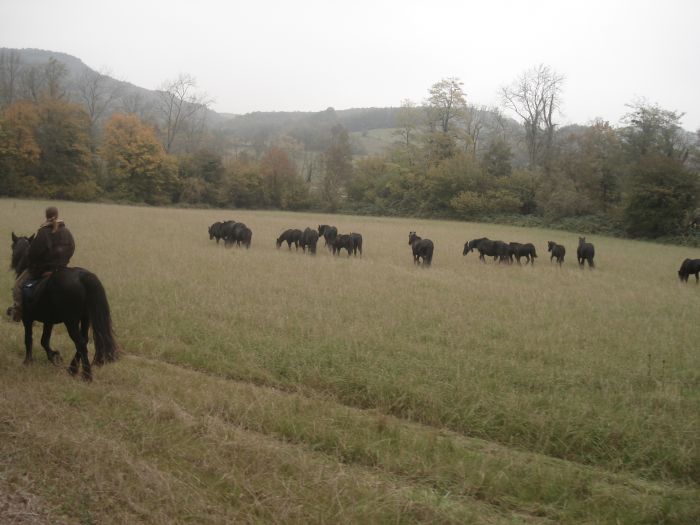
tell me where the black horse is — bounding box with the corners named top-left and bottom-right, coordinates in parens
top-left (10, 234), bottom-right (118, 381)
top-left (510, 242), bottom-right (537, 265)
top-left (332, 234), bottom-right (354, 256)
top-left (318, 225), bottom-right (338, 249)
top-left (332, 232), bottom-right (363, 257)
top-left (208, 221), bottom-right (225, 244)
top-left (465, 238), bottom-right (509, 263)
top-left (276, 229), bottom-right (302, 250)
top-left (300, 227), bottom-right (319, 254)
top-left (222, 221), bottom-right (250, 247)
top-left (678, 258), bottom-right (700, 283)
top-left (219, 221), bottom-right (238, 246)
top-left (238, 226), bottom-right (252, 249)
top-left (547, 241), bottom-right (565, 265)
top-left (409, 231), bottom-right (433, 266)
top-left (350, 232), bottom-right (363, 256)
top-left (463, 238), bottom-right (488, 257)
top-left (577, 237), bottom-right (595, 268)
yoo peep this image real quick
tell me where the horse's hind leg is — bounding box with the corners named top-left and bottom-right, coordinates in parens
top-left (40, 323), bottom-right (62, 366)
top-left (66, 321), bottom-right (91, 381)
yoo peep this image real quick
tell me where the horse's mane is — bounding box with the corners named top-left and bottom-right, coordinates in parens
top-left (11, 237), bottom-right (29, 275)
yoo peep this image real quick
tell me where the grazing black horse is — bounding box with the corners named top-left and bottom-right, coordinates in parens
top-left (10, 234), bottom-right (118, 381)
top-left (219, 220), bottom-right (238, 246)
top-left (300, 227), bottom-right (319, 254)
top-left (678, 258), bottom-right (700, 283)
top-left (350, 232), bottom-right (363, 256)
top-left (409, 231), bottom-right (433, 266)
top-left (318, 225), bottom-right (338, 249)
top-left (332, 234), bottom-right (354, 256)
top-left (222, 221), bottom-right (250, 247)
top-left (238, 226), bottom-right (252, 249)
top-left (510, 242), bottom-right (537, 265)
top-left (577, 237), bottom-right (595, 268)
top-left (464, 238), bottom-right (509, 263)
top-left (463, 238), bottom-right (488, 257)
top-left (208, 221), bottom-right (224, 244)
top-left (332, 232), bottom-right (363, 257)
top-left (547, 241), bottom-right (565, 265)
top-left (276, 229), bottom-right (302, 250)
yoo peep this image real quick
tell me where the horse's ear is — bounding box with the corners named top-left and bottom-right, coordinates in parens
top-left (29, 234), bottom-right (35, 243)
top-left (12, 232), bottom-right (17, 243)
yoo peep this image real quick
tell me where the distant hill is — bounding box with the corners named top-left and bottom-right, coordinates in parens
top-left (0, 47), bottom-right (523, 156)
top-left (0, 47), bottom-right (228, 125)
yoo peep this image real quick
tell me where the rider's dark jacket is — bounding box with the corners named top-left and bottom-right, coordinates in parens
top-left (27, 220), bottom-right (75, 276)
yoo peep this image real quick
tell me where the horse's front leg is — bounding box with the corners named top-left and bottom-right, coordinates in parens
top-left (23, 319), bottom-right (34, 365)
top-left (40, 323), bottom-right (62, 366)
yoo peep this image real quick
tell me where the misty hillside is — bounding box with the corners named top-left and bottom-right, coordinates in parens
top-left (0, 47), bottom-right (231, 126)
top-left (1, 47), bottom-right (523, 156)
top-left (0, 49), bottom-right (405, 134)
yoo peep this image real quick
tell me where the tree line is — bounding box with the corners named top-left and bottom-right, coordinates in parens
top-left (1, 51), bottom-right (698, 242)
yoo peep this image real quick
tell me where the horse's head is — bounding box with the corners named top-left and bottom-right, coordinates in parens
top-left (276, 237), bottom-right (282, 248)
top-left (547, 241), bottom-right (554, 252)
top-left (462, 242), bottom-right (470, 256)
top-left (579, 237), bottom-right (586, 245)
top-left (318, 225), bottom-right (326, 235)
top-left (11, 232), bottom-right (33, 276)
top-left (409, 231), bottom-right (418, 245)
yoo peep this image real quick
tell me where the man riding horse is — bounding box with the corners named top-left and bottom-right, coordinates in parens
top-left (8, 206), bottom-right (75, 322)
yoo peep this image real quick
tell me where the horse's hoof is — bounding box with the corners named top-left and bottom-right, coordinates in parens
top-left (81, 373), bottom-right (93, 383)
top-left (67, 366), bottom-right (78, 376)
top-left (23, 358), bottom-right (33, 366)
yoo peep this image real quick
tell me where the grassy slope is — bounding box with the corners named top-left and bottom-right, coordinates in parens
top-left (0, 199), bottom-right (698, 524)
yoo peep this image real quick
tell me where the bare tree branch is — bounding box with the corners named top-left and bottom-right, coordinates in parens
top-left (501, 64), bottom-right (564, 169)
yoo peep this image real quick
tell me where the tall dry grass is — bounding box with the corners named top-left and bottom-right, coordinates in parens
top-left (1, 198), bottom-right (698, 523)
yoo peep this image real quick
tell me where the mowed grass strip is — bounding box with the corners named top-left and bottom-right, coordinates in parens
top-left (1, 200), bottom-right (699, 501)
top-left (1, 351), bottom-right (697, 524)
top-left (0, 351), bottom-right (544, 525)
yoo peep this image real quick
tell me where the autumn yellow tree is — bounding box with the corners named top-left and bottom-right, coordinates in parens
top-left (0, 100), bottom-right (41, 195)
top-left (1, 98), bottom-right (95, 199)
top-left (101, 113), bottom-right (179, 204)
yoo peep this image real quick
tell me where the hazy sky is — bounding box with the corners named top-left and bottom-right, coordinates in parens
top-left (2, 0), bottom-right (699, 129)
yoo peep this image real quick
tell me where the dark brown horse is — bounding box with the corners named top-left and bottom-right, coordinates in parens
top-left (577, 237), bottom-right (595, 268)
top-left (276, 229), bottom-right (302, 250)
top-left (678, 258), bottom-right (700, 283)
top-left (409, 232), bottom-right (433, 266)
top-left (547, 241), bottom-right (565, 265)
top-left (9, 233), bottom-right (118, 381)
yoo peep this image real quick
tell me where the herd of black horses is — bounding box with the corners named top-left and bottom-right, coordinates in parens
top-left (207, 220), bottom-right (602, 270)
top-left (208, 221), bottom-right (364, 256)
top-left (207, 220), bottom-right (700, 283)
top-left (5, 220), bottom-right (700, 382)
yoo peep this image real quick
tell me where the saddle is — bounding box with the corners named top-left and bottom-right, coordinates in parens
top-left (21, 271), bottom-right (54, 306)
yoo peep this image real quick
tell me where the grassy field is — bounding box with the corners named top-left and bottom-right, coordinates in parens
top-left (1, 198), bottom-right (699, 524)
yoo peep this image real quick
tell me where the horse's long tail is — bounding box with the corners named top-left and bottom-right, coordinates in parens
top-left (424, 243), bottom-right (434, 266)
top-left (80, 271), bottom-right (118, 362)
